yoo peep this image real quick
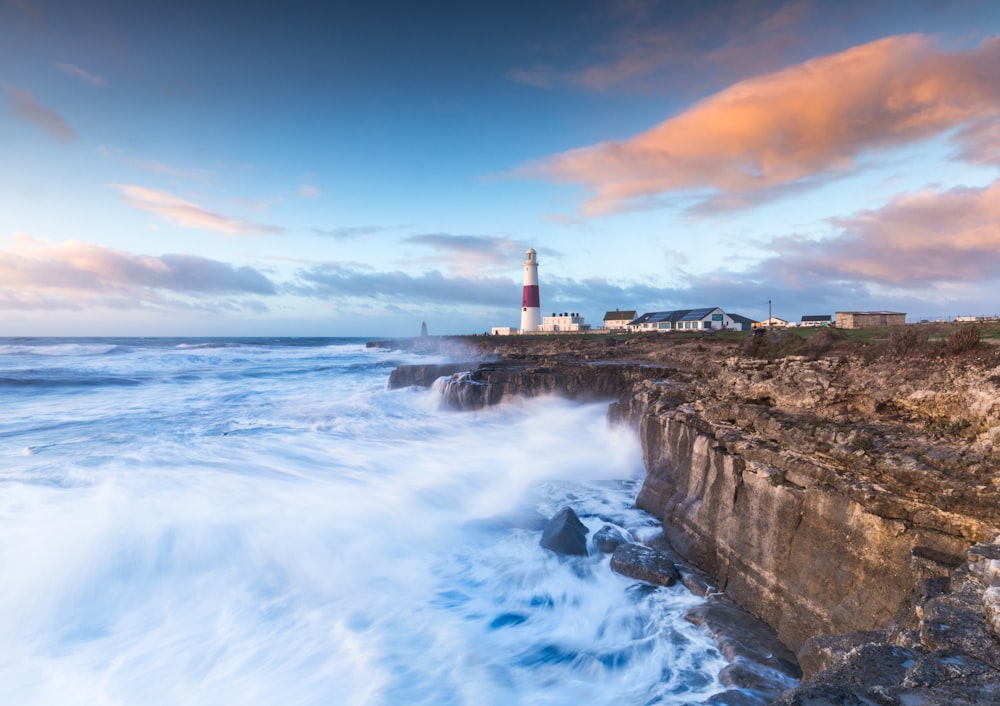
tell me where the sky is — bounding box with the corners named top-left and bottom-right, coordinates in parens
top-left (3, 0), bottom-right (1000, 337)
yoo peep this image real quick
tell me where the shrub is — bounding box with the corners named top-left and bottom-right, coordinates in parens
top-left (887, 327), bottom-right (928, 356)
top-left (944, 325), bottom-right (981, 355)
top-left (742, 329), bottom-right (806, 359)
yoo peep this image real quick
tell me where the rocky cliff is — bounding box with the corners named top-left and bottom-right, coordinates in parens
top-left (383, 331), bottom-right (1000, 702)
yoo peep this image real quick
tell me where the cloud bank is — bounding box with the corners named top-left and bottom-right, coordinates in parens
top-left (529, 34), bottom-right (1000, 215)
top-left (0, 237), bottom-right (275, 311)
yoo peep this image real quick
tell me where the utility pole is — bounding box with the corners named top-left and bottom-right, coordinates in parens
top-left (768, 299), bottom-right (772, 327)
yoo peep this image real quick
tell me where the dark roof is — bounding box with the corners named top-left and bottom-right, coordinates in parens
top-left (603, 310), bottom-right (636, 320)
top-left (727, 313), bottom-right (758, 325)
top-left (630, 308), bottom-right (722, 325)
top-left (801, 314), bottom-right (832, 322)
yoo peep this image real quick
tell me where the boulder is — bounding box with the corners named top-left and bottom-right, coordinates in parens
top-left (609, 543), bottom-right (679, 587)
top-left (539, 507), bottom-right (589, 556)
top-left (592, 525), bottom-right (628, 554)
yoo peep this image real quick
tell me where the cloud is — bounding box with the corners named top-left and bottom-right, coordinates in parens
top-left (625, 176), bottom-right (1000, 320)
top-left (55, 62), bottom-right (107, 87)
top-left (401, 234), bottom-right (526, 275)
top-left (526, 34), bottom-right (1000, 216)
top-left (292, 263), bottom-right (517, 307)
top-left (113, 184), bottom-right (284, 235)
top-left (96, 146), bottom-right (212, 180)
top-left (311, 225), bottom-right (404, 239)
top-left (298, 184), bottom-right (320, 198)
top-left (507, 0), bottom-right (811, 95)
top-left (3, 84), bottom-right (76, 142)
top-left (775, 178), bottom-right (1000, 286)
top-left (0, 237), bottom-right (276, 311)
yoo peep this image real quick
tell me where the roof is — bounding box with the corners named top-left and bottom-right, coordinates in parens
top-left (801, 314), bottom-right (832, 322)
top-left (836, 310), bottom-right (906, 316)
top-left (603, 310), bottom-right (636, 320)
top-left (630, 307), bottom-right (722, 325)
top-left (728, 313), bottom-right (759, 325)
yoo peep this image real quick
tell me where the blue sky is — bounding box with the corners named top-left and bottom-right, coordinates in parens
top-left (3, 0), bottom-right (1000, 336)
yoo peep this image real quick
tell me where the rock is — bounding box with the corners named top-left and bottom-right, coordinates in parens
top-left (686, 594), bottom-right (801, 698)
top-left (609, 543), bottom-right (679, 586)
top-left (969, 541), bottom-right (1000, 585)
top-left (701, 688), bottom-right (771, 705)
top-left (592, 525), bottom-right (628, 553)
top-left (539, 507), bottom-right (589, 556)
top-left (984, 586), bottom-right (1000, 640)
top-left (797, 631), bottom-right (886, 681)
top-left (920, 594), bottom-right (1000, 669)
top-left (902, 648), bottom-right (993, 688)
top-left (386, 362), bottom-right (480, 388)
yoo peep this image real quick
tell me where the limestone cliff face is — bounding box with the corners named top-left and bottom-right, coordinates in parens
top-left (390, 360), bottom-right (673, 410)
top-left (385, 338), bottom-right (1000, 665)
top-left (627, 353), bottom-right (1000, 652)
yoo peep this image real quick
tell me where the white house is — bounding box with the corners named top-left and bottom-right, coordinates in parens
top-left (539, 312), bottom-right (590, 332)
top-left (603, 309), bottom-right (636, 330)
top-left (801, 314), bottom-right (833, 327)
top-left (628, 307), bottom-right (738, 332)
top-left (760, 316), bottom-right (790, 328)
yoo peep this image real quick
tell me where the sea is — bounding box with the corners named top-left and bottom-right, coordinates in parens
top-left (0, 337), bottom-right (730, 706)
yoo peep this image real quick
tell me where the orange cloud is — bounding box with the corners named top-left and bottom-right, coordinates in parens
top-left (3, 84), bottom-right (76, 143)
top-left (529, 34), bottom-right (1000, 215)
top-left (113, 185), bottom-right (283, 236)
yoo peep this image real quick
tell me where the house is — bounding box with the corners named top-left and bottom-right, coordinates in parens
top-left (603, 309), bottom-right (636, 330)
top-left (759, 316), bottom-right (790, 328)
top-left (835, 311), bottom-right (906, 329)
top-left (628, 307), bottom-right (738, 332)
top-left (801, 315), bottom-right (833, 327)
top-left (539, 312), bottom-right (590, 332)
top-left (727, 313), bottom-right (759, 331)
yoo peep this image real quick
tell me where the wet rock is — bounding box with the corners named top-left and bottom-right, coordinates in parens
top-left (609, 543), bottom-right (679, 586)
top-left (592, 525), bottom-right (628, 554)
top-left (686, 594), bottom-right (801, 698)
top-left (386, 362), bottom-right (480, 388)
top-left (699, 687), bottom-right (770, 705)
top-left (539, 507), bottom-right (589, 556)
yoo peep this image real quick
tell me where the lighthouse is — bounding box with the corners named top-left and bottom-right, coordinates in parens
top-left (520, 248), bottom-right (541, 333)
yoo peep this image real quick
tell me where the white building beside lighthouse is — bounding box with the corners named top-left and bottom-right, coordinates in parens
top-left (520, 248), bottom-right (541, 333)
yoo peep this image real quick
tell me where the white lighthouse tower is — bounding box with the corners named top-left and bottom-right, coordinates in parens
top-left (520, 248), bottom-right (541, 333)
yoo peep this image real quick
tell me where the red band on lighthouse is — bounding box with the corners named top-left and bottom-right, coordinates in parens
top-left (522, 285), bottom-right (539, 308)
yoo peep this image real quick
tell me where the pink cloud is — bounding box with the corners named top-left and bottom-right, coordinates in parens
top-left (113, 185), bottom-right (283, 236)
top-left (759, 177), bottom-right (1000, 287)
top-left (0, 236), bottom-right (275, 310)
top-left (55, 62), bottom-right (107, 87)
top-left (528, 34), bottom-right (1000, 216)
top-left (3, 84), bottom-right (76, 143)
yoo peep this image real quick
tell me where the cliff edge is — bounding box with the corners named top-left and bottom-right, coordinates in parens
top-left (384, 328), bottom-right (1000, 703)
